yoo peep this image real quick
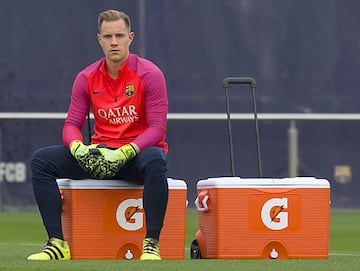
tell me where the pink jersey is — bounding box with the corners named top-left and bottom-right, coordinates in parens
top-left (62, 54), bottom-right (168, 152)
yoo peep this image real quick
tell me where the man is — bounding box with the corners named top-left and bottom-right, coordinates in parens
top-left (28, 9), bottom-right (169, 261)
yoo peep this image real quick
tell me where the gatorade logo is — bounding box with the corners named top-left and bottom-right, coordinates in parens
top-left (261, 198), bottom-right (288, 230)
top-left (249, 193), bottom-right (301, 232)
top-left (116, 198), bottom-right (144, 231)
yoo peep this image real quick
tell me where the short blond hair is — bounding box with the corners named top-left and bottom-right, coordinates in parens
top-left (98, 9), bottom-right (131, 33)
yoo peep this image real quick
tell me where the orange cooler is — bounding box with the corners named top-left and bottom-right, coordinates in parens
top-left (57, 178), bottom-right (187, 260)
top-left (194, 177), bottom-right (330, 259)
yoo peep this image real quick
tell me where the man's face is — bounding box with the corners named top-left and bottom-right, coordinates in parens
top-left (97, 19), bottom-right (134, 64)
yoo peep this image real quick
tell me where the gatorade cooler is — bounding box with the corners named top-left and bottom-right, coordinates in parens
top-left (57, 178), bottom-right (187, 260)
top-left (192, 177), bottom-right (330, 259)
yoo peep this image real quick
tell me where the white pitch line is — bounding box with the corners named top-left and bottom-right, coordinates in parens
top-left (0, 243), bottom-right (359, 257)
top-left (329, 252), bottom-right (360, 257)
top-left (0, 242), bottom-right (42, 247)
top-left (187, 248), bottom-right (360, 258)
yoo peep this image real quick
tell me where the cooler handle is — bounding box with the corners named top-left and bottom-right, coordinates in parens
top-left (194, 195), bottom-right (209, 212)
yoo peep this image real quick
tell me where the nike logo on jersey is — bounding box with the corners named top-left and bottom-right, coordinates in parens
top-left (93, 90), bottom-right (105, 94)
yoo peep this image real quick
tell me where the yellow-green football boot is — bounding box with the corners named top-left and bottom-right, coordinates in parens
top-left (27, 237), bottom-right (70, 260)
top-left (140, 237), bottom-right (161, 260)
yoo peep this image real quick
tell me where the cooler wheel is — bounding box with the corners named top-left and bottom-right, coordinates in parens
top-left (190, 239), bottom-right (202, 259)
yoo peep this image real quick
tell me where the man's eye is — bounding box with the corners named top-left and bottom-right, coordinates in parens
top-left (104, 35), bottom-right (112, 39)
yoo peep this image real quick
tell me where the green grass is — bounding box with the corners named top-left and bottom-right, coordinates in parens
top-left (0, 210), bottom-right (359, 270)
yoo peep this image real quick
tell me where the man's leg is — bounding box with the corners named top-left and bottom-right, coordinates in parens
top-left (127, 147), bottom-right (168, 260)
top-left (28, 145), bottom-right (91, 260)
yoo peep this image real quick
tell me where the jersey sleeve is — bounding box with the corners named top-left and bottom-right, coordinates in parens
top-left (62, 72), bottom-right (90, 148)
top-left (133, 67), bottom-right (168, 150)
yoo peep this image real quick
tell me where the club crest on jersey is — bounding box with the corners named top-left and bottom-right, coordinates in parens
top-left (125, 84), bottom-right (136, 97)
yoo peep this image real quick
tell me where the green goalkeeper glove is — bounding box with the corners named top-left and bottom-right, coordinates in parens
top-left (70, 142), bottom-right (138, 179)
top-left (69, 141), bottom-right (100, 175)
top-left (96, 143), bottom-right (138, 170)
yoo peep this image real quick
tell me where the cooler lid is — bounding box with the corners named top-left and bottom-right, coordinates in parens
top-left (57, 178), bottom-right (187, 189)
top-left (167, 178), bottom-right (187, 189)
top-left (196, 177), bottom-right (330, 189)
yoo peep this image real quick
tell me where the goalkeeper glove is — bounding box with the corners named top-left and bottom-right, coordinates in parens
top-left (96, 143), bottom-right (138, 169)
top-left (86, 144), bottom-right (138, 179)
top-left (69, 141), bottom-right (100, 175)
top-left (70, 141), bottom-right (98, 158)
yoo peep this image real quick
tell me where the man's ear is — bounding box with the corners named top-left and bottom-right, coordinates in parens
top-left (129, 31), bottom-right (135, 43)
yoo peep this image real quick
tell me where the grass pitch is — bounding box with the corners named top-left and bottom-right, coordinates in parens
top-left (0, 210), bottom-right (359, 271)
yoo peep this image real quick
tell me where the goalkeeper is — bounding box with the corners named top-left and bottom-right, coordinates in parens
top-left (28, 10), bottom-right (168, 261)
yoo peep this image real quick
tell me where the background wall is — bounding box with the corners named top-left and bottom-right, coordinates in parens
top-left (1, 0), bottom-right (360, 209)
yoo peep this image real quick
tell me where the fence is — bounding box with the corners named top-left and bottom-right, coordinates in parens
top-left (1, 112), bottom-right (360, 210)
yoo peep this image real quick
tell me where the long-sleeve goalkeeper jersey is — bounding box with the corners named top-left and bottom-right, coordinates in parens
top-left (62, 53), bottom-right (168, 152)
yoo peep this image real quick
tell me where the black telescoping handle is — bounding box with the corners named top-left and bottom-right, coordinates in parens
top-left (223, 77), bottom-right (256, 88)
top-left (87, 111), bottom-right (92, 144)
top-left (222, 77), bottom-right (262, 178)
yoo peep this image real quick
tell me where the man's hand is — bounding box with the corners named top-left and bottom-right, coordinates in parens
top-left (87, 144), bottom-right (138, 179)
top-left (69, 141), bottom-right (138, 179)
top-left (69, 141), bottom-right (100, 176)
top-left (70, 141), bottom-right (97, 158)
top-left (97, 143), bottom-right (138, 168)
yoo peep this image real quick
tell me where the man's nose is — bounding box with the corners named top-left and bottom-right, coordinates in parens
top-left (111, 35), bottom-right (118, 44)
